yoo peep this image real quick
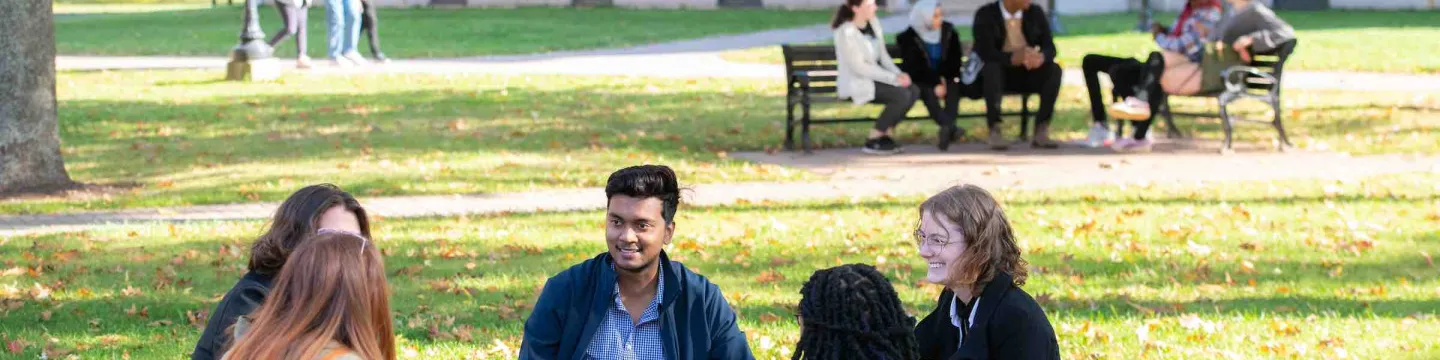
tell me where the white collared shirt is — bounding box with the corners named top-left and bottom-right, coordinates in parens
top-left (949, 295), bottom-right (980, 346)
top-left (999, 0), bottom-right (1024, 20)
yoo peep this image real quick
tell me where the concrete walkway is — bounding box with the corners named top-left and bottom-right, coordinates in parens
top-left (5, 142), bottom-right (1437, 236)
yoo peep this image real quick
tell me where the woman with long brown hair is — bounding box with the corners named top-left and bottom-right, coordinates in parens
top-left (193, 184), bottom-right (372, 360)
top-left (222, 230), bottom-right (395, 360)
top-left (912, 185), bottom-right (1058, 359)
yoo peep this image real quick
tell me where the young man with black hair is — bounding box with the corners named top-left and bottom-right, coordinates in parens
top-left (520, 165), bottom-right (754, 360)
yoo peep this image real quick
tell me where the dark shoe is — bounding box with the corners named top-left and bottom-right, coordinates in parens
top-left (987, 128), bottom-right (1009, 151)
top-left (1031, 123), bottom-right (1060, 149)
top-left (863, 137), bottom-right (901, 155)
top-left (938, 123), bottom-right (957, 151)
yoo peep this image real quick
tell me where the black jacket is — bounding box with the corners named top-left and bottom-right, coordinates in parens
top-left (971, 2), bottom-right (1057, 67)
top-left (191, 271), bottom-right (274, 360)
top-left (914, 272), bottom-right (1060, 360)
top-left (896, 22), bottom-right (965, 88)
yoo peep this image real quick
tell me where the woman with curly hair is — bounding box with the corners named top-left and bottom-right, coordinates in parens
top-left (913, 185), bottom-right (1058, 360)
top-left (793, 264), bottom-right (919, 360)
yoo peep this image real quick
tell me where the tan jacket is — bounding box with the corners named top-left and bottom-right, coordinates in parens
top-left (833, 19), bottom-right (904, 105)
top-left (220, 317), bottom-right (365, 360)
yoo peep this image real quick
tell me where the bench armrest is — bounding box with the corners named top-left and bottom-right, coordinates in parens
top-left (1221, 66), bottom-right (1279, 96)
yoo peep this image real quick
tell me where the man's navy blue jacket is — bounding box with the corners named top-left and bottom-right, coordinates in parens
top-left (520, 251), bottom-right (754, 360)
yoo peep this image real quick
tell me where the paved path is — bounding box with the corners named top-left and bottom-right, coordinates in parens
top-left (56, 14), bottom-right (1440, 92)
top-left (5, 141), bottom-right (1437, 236)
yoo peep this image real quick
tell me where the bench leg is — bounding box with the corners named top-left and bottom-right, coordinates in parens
top-left (1019, 95), bottom-right (1031, 141)
top-left (1162, 96), bottom-right (1181, 139)
top-left (1270, 97), bottom-right (1294, 151)
top-left (784, 98), bottom-right (796, 151)
top-left (1218, 96), bottom-right (1235, 154)
top-left (801, 96), bottom-right (813, 154)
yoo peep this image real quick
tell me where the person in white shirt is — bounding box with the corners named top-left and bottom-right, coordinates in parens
top-left (832, 0), bottom-right (920, 155)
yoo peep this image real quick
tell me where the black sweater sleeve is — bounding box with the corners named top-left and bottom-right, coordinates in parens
top-left (940, 24), bottom-right (965, 81)
top-left (897, 30), bottom-right (941, 87)
top-left (191, 282), bottom-right (268, 360)
top-left (972, 7), bottom-right (1006, 65)
top-left (1027, 5), bottom-right (1058, 64)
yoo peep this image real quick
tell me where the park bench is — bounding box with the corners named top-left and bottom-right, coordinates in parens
top-left (1117, 39), bottom-right (1299, 153)
top-left (782, 43), bottom-right (1039, 153)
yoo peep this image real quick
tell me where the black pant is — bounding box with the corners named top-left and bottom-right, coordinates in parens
top-left (1082, 53), bottom-right (1166, 139)
top-left (980, 61), bottom-right (1060, 128)
top-left (267, 4), bottom-right (307, 56)
top-left (359, 0), bottom-right (384, 58)
top-left (917, 81), bottom-right (962, 129)
top-left (871, 82), bottom-right (920, 132)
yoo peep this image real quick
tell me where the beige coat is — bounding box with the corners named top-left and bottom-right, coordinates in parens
top-left (833, 19), bottom-right (905, 104)
top-left (220, 317), bottom-right (365, 360)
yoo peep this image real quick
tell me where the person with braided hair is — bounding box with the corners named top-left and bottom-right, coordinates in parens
top-left (912, 185), bottom-right (1058, 360)
top-left (793, 264), bottom-right (921, 360)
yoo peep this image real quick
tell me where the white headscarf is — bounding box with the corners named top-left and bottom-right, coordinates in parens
top-left (909, 0), bottom-right (943, 44)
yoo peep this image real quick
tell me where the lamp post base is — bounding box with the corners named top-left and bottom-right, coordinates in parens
top-left (224, 39), bottom-right (278, 81)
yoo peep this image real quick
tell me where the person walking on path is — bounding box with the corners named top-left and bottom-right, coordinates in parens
top-left (267, 0), bottom-right (313, 69)
top-left (325, 0), bottom-right (366, 67)
top-left (359, 0), bottom-right (390, 63)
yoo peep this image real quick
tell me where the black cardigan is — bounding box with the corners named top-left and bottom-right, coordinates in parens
top-left (896, 22), bottom-right (965, 88)
top-left (971, 2), bottom-right (1057, 67)
top-left (191, 271), bottom-right (274, 360)
top-left (914, 272), bottom-right (1060, 360)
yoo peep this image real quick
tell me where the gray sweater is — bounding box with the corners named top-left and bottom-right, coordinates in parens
top-left (1208, 2), bottom-right (1296, 53)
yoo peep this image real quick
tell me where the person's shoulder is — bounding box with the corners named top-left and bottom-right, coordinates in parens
top-left (834, 22), bottom-right (860, 37)
top-left (897, 28), bottom-right (918, 40)
top-left (668, 260), bottom-right (725, 298)
top-left (993, 286), bottom-right (1049, 321)
top-left (545, 253), bottom-right (607, 287)
top-left (976, 2), bottom-right (999, 13)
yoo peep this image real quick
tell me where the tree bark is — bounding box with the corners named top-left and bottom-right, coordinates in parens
top-left (0, 0), bottom-right (75, 194)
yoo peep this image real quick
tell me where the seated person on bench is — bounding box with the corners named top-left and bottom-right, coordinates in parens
top-left (1081, 0), bottom-right (1222, 151)
top-left (833, 0), bottom-right (920, 155)
top-left (972, 0), bottom-right (1062, 151)
top-left (1100, 0), bottom-right (1294, 152)
top-left (897, 0), bottom-right (966, 151)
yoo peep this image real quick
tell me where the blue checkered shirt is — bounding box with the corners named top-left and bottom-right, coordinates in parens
top-left (583, 269), bottom-right (665, 360)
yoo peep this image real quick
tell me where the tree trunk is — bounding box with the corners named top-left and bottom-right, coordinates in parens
top-left (0, 0), bottom-right (75, 194)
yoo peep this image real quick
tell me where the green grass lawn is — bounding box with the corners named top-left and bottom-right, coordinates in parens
top-left (54, 6), bottom-right (830, 58)
top-left (721, 10), bottom-right (1440, 74)
top-left (3, 70), bottom-right (1434, 215)
top-left (2, 174), bottom-right (1437, 358)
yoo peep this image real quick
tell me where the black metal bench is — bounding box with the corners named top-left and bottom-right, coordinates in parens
top-left (1121, 40), bottom-right (1299, 153)
top-left (782, 44), bottom-right (1037, 153)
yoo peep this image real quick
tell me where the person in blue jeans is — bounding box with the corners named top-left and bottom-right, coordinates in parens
top-left (325, 0), bottom-right (364, 67)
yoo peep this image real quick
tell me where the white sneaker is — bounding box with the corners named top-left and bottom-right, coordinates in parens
top-left (331, 56), bottom-right (355, 68)
top-left (343, 52), bottom-right (370, 66)
top-left (296, 55), bottom-right (313, 69)
top-left (1086, 123), bottom-right (1115, 148)
top-left (1107, 97), bottom-right (1152, 121)
top-left (1110, 138), bottom-right (1154, 153)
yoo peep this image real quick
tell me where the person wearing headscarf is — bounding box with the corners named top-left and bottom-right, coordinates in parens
top-left (897, 0), bottom-right (967, 151)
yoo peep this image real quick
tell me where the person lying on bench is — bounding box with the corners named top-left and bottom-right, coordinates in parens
top-left (833, 0), bottom-right (920, 155)
top-left (898, 0), bottom-right (966, 151)
top-left (972, 0), bottom-right (1062, 151)
top-left (1105, 0), bottom-right (1295, 152)
top-left (1081, 0), bottom-right (1222, 151)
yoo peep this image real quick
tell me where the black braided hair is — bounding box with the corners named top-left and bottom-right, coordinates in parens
top-left (793, 264), bottom-right (920, 360)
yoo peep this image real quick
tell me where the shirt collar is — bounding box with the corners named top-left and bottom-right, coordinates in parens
top-left (949, 294), bottom-right (979, 329)
top-left (999, 1), bottom-right (1024, 20)
top-left (610, 264), bottom-right (665, 318)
